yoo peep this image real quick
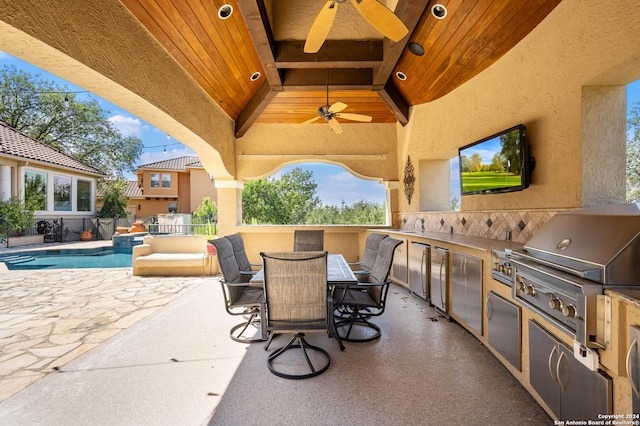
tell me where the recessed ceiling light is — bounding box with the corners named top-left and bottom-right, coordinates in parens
top-left (250, 72), bottom-right (261, 81)
top-left (431, 4), bottom-right (447, 19)
top-left (408, 42), bottom-right (425, 56)
top-left (395, 71), bottom-right (407, 81)
top-left (218, 4), bottom-right (233, 20)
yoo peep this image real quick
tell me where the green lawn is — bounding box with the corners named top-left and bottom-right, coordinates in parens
top-left (461, 171), bottom-right (521, 193)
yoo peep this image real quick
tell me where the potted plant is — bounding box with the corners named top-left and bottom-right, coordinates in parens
top-left (0, 196), bottom-right (41, 247)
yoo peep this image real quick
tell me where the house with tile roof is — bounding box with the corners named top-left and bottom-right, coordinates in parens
top-left (115, 156), bottom-right (217, 218)
top-left (0, 120), bottom-right (106, 217)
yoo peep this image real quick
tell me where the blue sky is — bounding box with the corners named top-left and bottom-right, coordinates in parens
top-left (2, 50), bottom-right (639, 206)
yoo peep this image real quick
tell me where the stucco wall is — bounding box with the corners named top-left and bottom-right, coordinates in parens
top-left (236, 123), bottom-right (398, 182)
top-left (398, 0), bottom-right (640, 212)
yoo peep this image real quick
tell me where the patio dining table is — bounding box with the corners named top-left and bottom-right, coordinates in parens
top-left (250, 253), bottom-right (357, 349)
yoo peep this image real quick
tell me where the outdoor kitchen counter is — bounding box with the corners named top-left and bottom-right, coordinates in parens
top-left (605, 288), bottom-right (640, 309)
top-left (377, 229), bottom-right (524, 252)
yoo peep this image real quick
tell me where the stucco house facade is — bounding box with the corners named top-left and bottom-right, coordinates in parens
top-left (0, 120), bottom-right (105, 218)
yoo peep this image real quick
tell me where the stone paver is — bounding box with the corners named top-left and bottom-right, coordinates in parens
top-left (0, 262), bottom-right (209, 402)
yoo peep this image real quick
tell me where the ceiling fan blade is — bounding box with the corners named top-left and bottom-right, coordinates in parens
top-left (328, 101), bottom-right (347, 113)
top-left (301, 116), bottom-right (321, 125)
top-left (304, 1), bottom-right (338, 53)
top-left (336, 112), bottom-right (373, 122)
top-left (328, 117), bottom-right (343, 134)
top-left (351, 0), bottom-right (409, 42)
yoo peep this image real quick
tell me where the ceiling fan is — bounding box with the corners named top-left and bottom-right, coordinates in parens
top-left (304, 0), bottom-right (409, 54)
top-left (299, 81), bottom-right (373, 135)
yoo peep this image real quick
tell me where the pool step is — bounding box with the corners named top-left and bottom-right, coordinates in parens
top-left (2, 255), bottom-right (36, 264)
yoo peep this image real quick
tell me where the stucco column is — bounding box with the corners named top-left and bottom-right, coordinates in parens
top-left (214, 179), bottom-right (243, 236)
top-left (581, 86), bottom-right (627, 206)
top-left (0, 165), bottom-right (11, 200)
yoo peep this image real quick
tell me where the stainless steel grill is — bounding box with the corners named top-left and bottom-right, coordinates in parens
top-left (508, 203), bottom-right (640, 348)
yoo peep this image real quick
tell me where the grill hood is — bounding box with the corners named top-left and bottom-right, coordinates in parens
top-left (521, 203), bottom-right (640, 285)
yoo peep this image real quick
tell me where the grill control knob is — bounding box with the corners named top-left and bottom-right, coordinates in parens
top-left (549, 296), bottom-right (563, 310)
top-left (562, 304), bottom-right (577, 318)
top-left (524, 284), bottom-right (536, 296)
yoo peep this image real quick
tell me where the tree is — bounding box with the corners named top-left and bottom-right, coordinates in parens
top-left (0, 65), bottom-right (143, 178)
top-left (97, 180), bottom-right (128, 218)
top-left (500, 129), bottom-right (521, 174)
top-left (242, 167), bottom-right (320, 224)
top-left (628, 105), bottom-right (640, 202)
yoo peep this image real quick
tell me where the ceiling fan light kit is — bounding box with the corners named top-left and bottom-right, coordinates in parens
top-left (304, 0), bottom-right (409, 54)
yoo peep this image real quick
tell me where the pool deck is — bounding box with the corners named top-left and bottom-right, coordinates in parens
top-left (0, 240), bottom-right (224, 404)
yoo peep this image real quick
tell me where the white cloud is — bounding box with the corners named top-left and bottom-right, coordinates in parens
top-left (317, 172), bottom-right (385, 206)
top-left (109, 115), bottom-right (145, 138)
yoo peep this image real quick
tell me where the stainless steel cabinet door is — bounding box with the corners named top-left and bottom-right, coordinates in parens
top-left (465, 255), bottom-right (483, 334)
top-left (430, 247), bottom-right (448, 314)
top-left (627, 325), bottom-right (640, 415)
top-left (529, 320), bottom-right (612, 421)
top-left (391, 239), bottom-right (408, 286)
top-left (451, 252), bottom-right (482, 334)
top-left (487, 292), bottom-right (521, 370)
top-left (558, 344), bottom-right (611, 421)
top-left (451, 252), bottom-right (465, 320)
top-left (529, 321), bottom-right (561, 418)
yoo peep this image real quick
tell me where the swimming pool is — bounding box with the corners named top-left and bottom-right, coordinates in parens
top-left (0, 247), bottom-right (132, 270)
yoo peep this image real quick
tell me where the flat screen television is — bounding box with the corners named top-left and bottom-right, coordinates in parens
top-left (458, 124), bottom-right (533, 195)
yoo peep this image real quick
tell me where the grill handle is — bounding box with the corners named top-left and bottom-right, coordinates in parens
top-left (510, 251), bottom-right (602, 282)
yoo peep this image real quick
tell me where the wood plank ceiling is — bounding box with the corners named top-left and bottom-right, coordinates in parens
top-left (119, 0), bottom-right (562, 137)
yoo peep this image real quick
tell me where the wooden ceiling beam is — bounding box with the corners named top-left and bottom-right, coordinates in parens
top-left (235, 0), bottom-right (283, 137)
top-left (275, 40), bottom-right (383, 69)
top-left (235, 80), bottom-right (279, 137)
top-left (377, 79), bottom-right (410, 125)
top-left (281, 69), bottom-right (373, 91)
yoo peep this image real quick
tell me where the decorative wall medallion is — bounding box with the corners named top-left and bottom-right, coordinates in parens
top-left (403, 156), bottom-right (415, 204)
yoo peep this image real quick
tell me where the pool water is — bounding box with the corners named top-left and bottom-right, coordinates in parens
top-left (0, 247), bottom-right (132, 270)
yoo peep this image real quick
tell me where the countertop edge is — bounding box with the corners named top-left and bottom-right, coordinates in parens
top-left (371, 229), bottom-right (524, 253)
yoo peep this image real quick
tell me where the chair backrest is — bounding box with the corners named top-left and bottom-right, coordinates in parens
top-left (367, 237), bottom-right (403, 304)
top-left (261, 251), bottom-right (328, 332)
top-left (211, 237), bottom-right (243, 284)
top-left (226, 233), bottom-right (252, 272)
top-left (360, 233), bottom-right (388, 271)
top-left (293, 230), bottom-right (324, 252)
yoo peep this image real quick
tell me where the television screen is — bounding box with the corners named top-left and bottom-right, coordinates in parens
top-left (458, 124), bottom-right (530, 195)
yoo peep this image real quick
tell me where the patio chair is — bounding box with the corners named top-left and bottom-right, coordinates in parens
top-left (349, 233), bottom-right (388, 282)
top-left (293, 230), bottom-right (324, 252)
top-left (211, 237), bottom-right (265, 343)
top-left (226, 233), bottom-right (260, 279)
top-left (260, 251), bottom-right (336, 379)
top-left (335, 237), bottom-right (402, 343)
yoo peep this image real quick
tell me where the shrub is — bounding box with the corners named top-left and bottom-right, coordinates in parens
top-left (0, 196), bottom-right (36, 237)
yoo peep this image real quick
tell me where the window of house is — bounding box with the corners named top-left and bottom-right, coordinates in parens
top-left (162, 174), bottom-right (171, 188)
top-left (150, 173), bottom-right (160, 188)
top-left (77, 179), bottom-right (91, 212)
top-left (24, 170), bottom-right (47, 211)
top-left (53, 175), bottom-right (72, 211)
top-left (168, 201), bottom-right (177, 213)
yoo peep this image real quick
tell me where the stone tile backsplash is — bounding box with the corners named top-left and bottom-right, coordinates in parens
top-left (393, 209), bottom-right (566, 243)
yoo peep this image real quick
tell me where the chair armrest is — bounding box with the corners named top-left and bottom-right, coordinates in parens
top-left (220, 280), bottom-right (252, 287)
top-left (132, 244), bottom-right (153, 260)
top-left (240, 270), bottom-right (258, 276)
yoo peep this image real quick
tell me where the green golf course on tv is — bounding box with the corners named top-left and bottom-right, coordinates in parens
top-left (458, 124), bottom-right (530, 195)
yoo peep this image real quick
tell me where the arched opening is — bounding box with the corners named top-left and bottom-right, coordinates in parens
top-left (241, 162), bottom-right (387, 225)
